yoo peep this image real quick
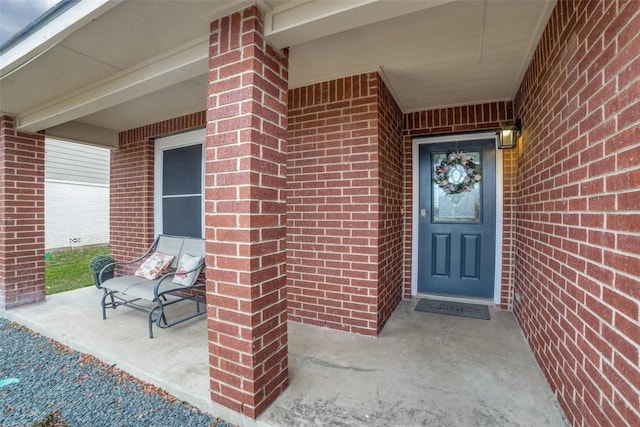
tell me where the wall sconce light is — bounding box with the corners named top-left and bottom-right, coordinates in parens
top-left (497, 118), bottom-right (522, 149)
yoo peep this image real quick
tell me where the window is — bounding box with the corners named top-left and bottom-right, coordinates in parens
top-left (154, 129), bottom-right (205, 238)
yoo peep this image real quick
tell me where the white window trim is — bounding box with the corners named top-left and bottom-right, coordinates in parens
top-left (411, 131), bottom-right (503, 305)
top-left (154, 128), bottom-right (206, 238)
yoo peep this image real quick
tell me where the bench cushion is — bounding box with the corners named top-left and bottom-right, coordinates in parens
top-left (134, 252), bottom-right (175, 280)
top-left (173, 253), bottom-right (203, 286)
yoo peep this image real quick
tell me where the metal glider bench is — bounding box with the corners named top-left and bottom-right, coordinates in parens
top-left (96, 235), bottom-right (206, 338)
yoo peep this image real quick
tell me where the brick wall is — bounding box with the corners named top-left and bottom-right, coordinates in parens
top-left (288, 73), bottom-right (386, 335)
top-left (402, 102), bottom-right (515, 306)
top-left (0, 116), bottom-right (45, 309)
top-left (376, 76), bottom-right (404, 332)
top-left (112, 112), bottom-right (205, 270)
top-left (205, 6), bottom-right (289, 418)
top-left (513, 0), bottom-right (640, 425)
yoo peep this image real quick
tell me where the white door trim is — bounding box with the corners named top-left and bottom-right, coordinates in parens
top-left (411, 132), bottom-right (503, 305)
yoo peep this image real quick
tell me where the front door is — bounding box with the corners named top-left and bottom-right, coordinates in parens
top-left (417, 138), bottom-right (496, 298)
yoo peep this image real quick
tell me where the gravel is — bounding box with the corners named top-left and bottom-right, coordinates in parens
top-left (0, 318), bottom-right (232, 427)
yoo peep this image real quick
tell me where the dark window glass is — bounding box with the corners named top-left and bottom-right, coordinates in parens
top-left (161, 143), bottom-right (202, 238)
top-left (162, 196), bottom-right (202, 238)
top-left (163, 145), bottom-right (202, 196)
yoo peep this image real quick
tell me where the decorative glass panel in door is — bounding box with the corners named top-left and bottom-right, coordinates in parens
top-left (431, 150), bottom-right (481, 223)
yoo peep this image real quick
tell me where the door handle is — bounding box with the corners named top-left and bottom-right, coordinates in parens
top-left (420, 208), bottom-right (427, 218)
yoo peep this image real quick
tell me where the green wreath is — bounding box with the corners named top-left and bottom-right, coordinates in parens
top-left (434, 151), bottom-right (482, 194)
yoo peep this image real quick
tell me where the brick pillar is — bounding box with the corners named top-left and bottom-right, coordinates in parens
top-left (0, 116), bottom-right (45, 309)
top-left (205, 6), bottom-right (289, 419)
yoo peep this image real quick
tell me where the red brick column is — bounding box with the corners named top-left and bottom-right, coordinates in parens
top-left (205, 7), bottom-right (289, 419)
top-left (0, 116), bottom-right (45, 309)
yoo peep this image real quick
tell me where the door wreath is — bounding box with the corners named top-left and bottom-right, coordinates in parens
top-left (434, 151), bottom-right (482, 195)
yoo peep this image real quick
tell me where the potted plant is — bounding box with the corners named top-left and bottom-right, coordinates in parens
top-left (89, 254), bottom-right (115, 287)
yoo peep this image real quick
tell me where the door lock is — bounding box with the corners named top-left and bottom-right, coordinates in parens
top-left (420, 208), bottom-right (427, 218)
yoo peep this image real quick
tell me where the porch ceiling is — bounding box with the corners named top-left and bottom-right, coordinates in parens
top-left (0, 0), bottom-right (555, 147)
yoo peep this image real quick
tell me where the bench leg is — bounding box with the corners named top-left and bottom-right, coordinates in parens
top-left (148, 310), bottom-right (155, 339)
top-left (100, 290), bottom-right (117, 319)
top-left (100, 291), bottom-right (109, 319)
top-left (147, 299), bottom-right (172, 338)
top-left (147, 305), bottom-right (163, 339)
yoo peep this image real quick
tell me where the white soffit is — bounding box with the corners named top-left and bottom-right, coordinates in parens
top-left (0, 0), bottom-right (556, 143)
top-left (1, 0), bottom-right (253, 135)
top-left (0, 45), bottom-right (120, 114)
top-left (287, 0), bottom-right (556, 111)
top-left (264, 0), bottom-right (455, 48)
top-left (58, 0), bottom-right (225, 71)
top-left (77, 79), bottom-right (207, 132)
top-left (16, 36), bottom-right (210, 132)
top-left (46, 122), bottom-right (118, 149)
top-left (0, 0), bottom-right (122, 78)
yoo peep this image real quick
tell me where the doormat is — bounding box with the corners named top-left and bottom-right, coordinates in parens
top-left (414, 299), bottom-right (490, 320)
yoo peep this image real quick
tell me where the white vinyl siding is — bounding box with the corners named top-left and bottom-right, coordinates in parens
top-left (45, 138), bottom-right (110, 250)
top-left (45, 181), bottom-right (110, 249)
top-left (45, 138), bottom-right (109, 185)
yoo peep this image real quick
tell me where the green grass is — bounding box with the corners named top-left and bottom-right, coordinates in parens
top-left (45, 246), bottom-right (110, 295)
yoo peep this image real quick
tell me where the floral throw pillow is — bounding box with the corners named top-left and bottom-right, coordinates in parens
top-left (134, 252), bottom-right (175, 280)
top-left (172, 253), bottom-right (203, 286)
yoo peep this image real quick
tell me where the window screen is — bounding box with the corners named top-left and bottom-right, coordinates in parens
top-left (161, 144), bottom-right (202, 238)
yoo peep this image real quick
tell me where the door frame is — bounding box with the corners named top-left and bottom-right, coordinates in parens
top-left (411, 131), bottom-right (504, 304)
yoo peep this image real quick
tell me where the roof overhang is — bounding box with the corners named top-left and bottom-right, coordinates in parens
top-left (0, 0), bottom-right (556, 147)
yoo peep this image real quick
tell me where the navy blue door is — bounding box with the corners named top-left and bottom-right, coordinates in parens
top-left (417, 139), bottom-right (496, 298)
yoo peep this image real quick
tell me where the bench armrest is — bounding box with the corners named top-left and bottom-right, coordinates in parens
top-left (153, 258), bottom-right (205, 299)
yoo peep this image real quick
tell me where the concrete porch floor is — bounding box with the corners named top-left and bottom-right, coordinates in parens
top-left (1, 287), bottom-right (566, 426)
